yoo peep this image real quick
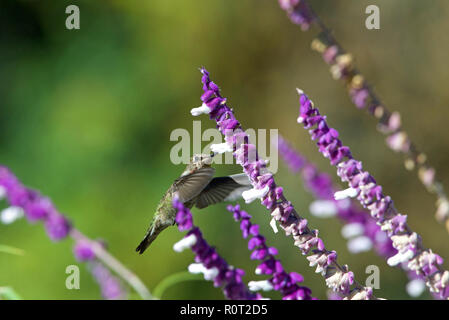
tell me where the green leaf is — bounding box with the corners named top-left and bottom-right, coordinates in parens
top-left (0, 287), bottom-right (23, 300)
top-left (153, 271), bottom-right (204, 299)
top-left (0, 244), bottom-right (25, 256)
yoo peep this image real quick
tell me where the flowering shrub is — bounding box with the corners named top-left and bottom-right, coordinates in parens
top-left (1, 0), bottom-right (447, 301)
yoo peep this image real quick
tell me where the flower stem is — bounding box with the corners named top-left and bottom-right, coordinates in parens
top-left (70, 229), bottom-right (154, 300)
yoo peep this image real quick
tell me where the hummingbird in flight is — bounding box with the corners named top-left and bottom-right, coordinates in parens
top-left (136, 153), bottom-right (252, 254)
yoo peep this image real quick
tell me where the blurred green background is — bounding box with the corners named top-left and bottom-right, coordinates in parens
top-left (1, 0), bottom-right (448, 300)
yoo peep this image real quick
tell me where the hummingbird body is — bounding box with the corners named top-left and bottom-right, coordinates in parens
top-left (136, 153), bottom-right (251, 254)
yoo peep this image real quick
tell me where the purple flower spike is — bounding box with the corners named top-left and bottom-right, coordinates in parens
top-left (0, 166), bottom-right (73, 241)
top-left (0, 165), bottom-right (152, 300)
top-left (278, 0), bottom-right (449, 236)
top-left (278, 135), bottom-right (396, 259)
top-left (193, 69), bottom-right (375, 299)
top-left (90, 261), bottom-right (126, 300)
top-left (74, 241), bottom-right (96, 262)
top-left (228, 205), bottom-right (314, 300)
top-left (173, 197), bottom-right (261, 300)
top-left (296, 90), bottom-right (449, 299)
top-left (45, 212), bottom-right (71, 241)
top-left (278, 0), bottom-right (315, 30)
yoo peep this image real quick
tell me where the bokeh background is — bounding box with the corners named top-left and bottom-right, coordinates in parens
top-left (1, 0), bottom-right (449, 300)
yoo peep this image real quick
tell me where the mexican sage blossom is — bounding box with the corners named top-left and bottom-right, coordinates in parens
top-left (278, 0), bottom-right (449, 234)
top-left (173, 197), bottom-right (260, 300)
top-left (278, 134), bottom-right (395, 257)
top-left (228, 204), bottom-right (314, 300)
top-left (192, 68), bottom-right (375, 300)
top-left (278, 0), bottom-right (315, 30)
top-left (296, 90), bottom-right (449, 299)
top-left (0, 166), bottom-right (71, 240)
top-left (0, 165), bottom-right (149, 300)
top-left (89, 260), bottom-right (126, 300)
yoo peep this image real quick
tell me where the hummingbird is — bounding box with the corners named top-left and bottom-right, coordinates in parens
top-left (135, 153), bottom-right (252, 254)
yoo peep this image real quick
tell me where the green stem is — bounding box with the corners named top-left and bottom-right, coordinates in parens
top-left (153, 271), bottom-right (203, 299)
top-left (0, 244), bottom-right (25, 256)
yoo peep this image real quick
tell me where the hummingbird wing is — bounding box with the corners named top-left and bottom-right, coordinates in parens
top-left (174, 167), bottom-right (215, 203)
top-left (195, 173), bottom-right (252, 209)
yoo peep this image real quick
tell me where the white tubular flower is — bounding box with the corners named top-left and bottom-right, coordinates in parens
top-left (406, 279), bottom-right (426, 297)
top-left (1, 206), bottom-right (24, 225)
top-left (388, 233), bottom-right (419, 266)
top-left (242, 186), bottom-right (270, 204)
top-left (173, 234), bottom-right (197, 252)
top-left (346, 287), bottom-right (373, 300)
top-left (334, 187), bottom-right (358, 200)
top-left (325, 270), bottom-right (343, 291)
top-left (248, 280), bottom-right (273, 292)
top-left (309, 200), bottom-right (338, 218)
top-left (307, 252), bottom-right (331, 275)
top-left (188, 263), bottom-right (204, 274)
top-left (387, 249), bottom-right (415, 266)
top-left (187, 263), bottom-right (219, 281)
top-left (269, 217), bottom-right (278, 233)
top-left (347, 236), bottom-right (373, 254)
top-left (202, 268), bottom-right (219, 280)
top-left (210, 143), bottom-right (233, 154)
top-left (341, 223), bottom-right (364, 239)
top-left (190, 103), bottom-right (211, 116)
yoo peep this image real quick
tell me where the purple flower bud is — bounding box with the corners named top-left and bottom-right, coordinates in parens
top-left (350, 87), bottom-right (370, 109)
top-left (45, 212), bottom-right (71, 241)
top-left (90, 261), bottom-right (126, 300)
top-left (74, 241), bottom-right (96, 262)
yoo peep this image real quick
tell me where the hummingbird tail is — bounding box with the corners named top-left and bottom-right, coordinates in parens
top-left (135, 231), bottom-right (158, 254)
top-left (136, 220), bottom-right (162, 254)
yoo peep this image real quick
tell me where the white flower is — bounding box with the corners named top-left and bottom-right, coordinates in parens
top-left (248, 280), bottom-right (273, 292)
top-left (325, 270), bottom-right (343, 290)
top-left (269, 217), bottom-right (278, 233)
top-left (341, 223), bottom-right (364, 239)
top-left (188, 263), bottom-right (219, 281)
top-left (210, 143), bottom-right (233, 154)
top-left (242, 186), bottom-right (270, 204)
top-left (190, 103), bottom-right (211, 116)
top-left (406, 279), bottom-right (426, 297)
top-left (346, 287), bottom-right (373, 300)
top-left (309, 200), bottom-right (338, 218)
top-left (347, 236), bottom-right (373, 254)
top-left (387, 249), bottom-right (415, 266)
top-left (1, 206), bottom-right (24, 225)
top-left (334, 187), bottom-right (358, 200)
top-left (173, 234), bottom-right (197, 252)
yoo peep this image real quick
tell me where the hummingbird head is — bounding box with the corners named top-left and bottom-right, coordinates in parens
top-left (191, 153), bottom-right (214, 166)
top-left (181, 153), bottom-right (216, 177)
